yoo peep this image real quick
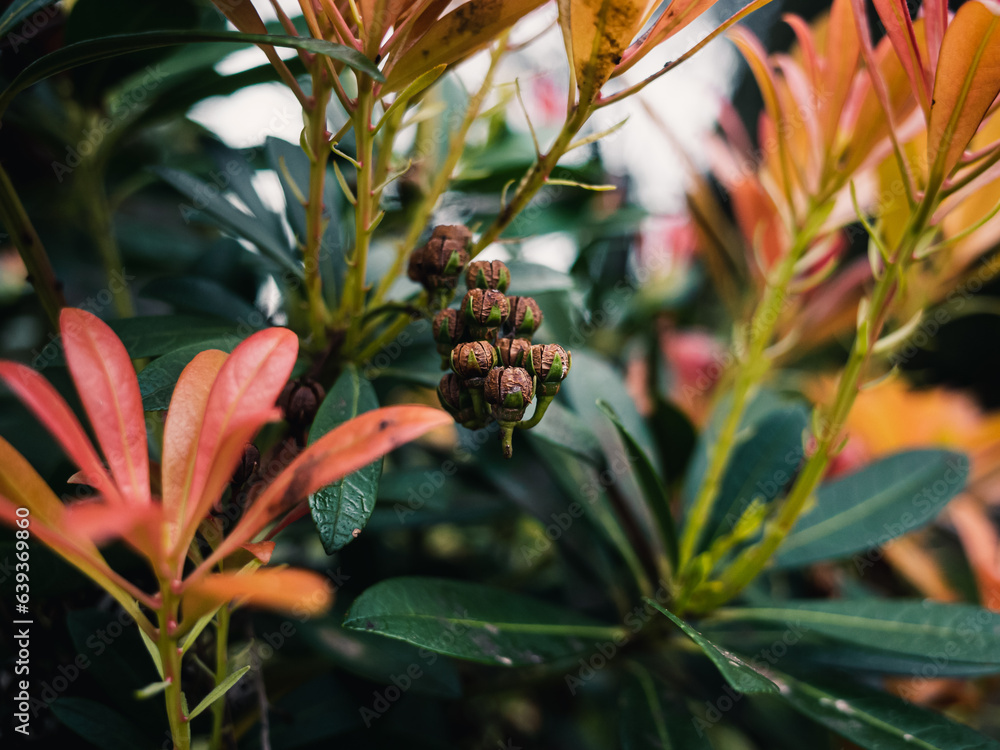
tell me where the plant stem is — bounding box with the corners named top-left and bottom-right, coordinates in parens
top-left (209, 606), bottom-right (231, 750)
top-left (340, 77), bottom-right (376, 346)
top-left (677, 228), bottom-right (814, 568)
top-left (370, 33), bottom-right (510, 306)
top-left (471, 102), bottom-right (591, 257)
top-left (79, 155), bottom-right (134, 318)
top-left (304, 70), bottom-right (334, 346)
top-left (698, 193), bottom-right (941, 612)
top-left (157, 591), bottom-right (190, 750)
top-left (0, 162), bottom-right (64, 329)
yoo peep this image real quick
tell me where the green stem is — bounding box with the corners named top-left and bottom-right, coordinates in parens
top-left (471, 102), bottom-right (592, 257)
top-left (304, 70), bottom-right (334, 346)
top-left (516, 394), bottom-right (553, 429)
top-left (677, 228), bottom-right (814, 568)
top-left (0, 162), bottom-right (64, 328)
top-left (371, 32), bottom-right (510, 305)
top-left (699, 193), bottom-right (941, 611)
top-left (209, 606), bottom-right (231, 750)
top-left (157, 592), bottom-right (190, 750)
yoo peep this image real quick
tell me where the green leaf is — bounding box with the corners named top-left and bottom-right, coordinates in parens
top-left (108, 315), bottom-right (245, 358)
top-left (647, 599), bottom-right (779, 694)
top-left (707, 599), bottom-right (1000, 667)
top-left (0, 0), bottom-right (58, 40)
top-left (301, 618), bottom-right (462, 698)
top-left (598, 399), bottom-right (678, 571)
top-left (708, 404), bottom-right (808, 543)
top-left (620, 665), bottom-right (712, 749)
top-left (138, 626), bottom-right (164, 678)
top-left (134, 680), bottom-right (171, 700)
top-left (776, 450), bottom-right (969, 569)
top-left (343, 576), bottom-right (628, 666)
top-left (265, 136), bottom-right (347, 302)
top-left (50, 698), bottom-right (152, 750)
top-left (187, 665), bottom-right (252, 720)
top-left (0, 29), bottom-right (382, 115)
top-left (526, 398), bottom-right (603, 465)
top-left (155, 167), bottom-right (302, 280)
top-left (682, 390), bottom-right (803, 513)
top-left (141, 276), bottom-right (260, 323)
top-left (308, 365), bottom-right (383, 554)
top-left (770, 668), bottom-right (1000, 750)
top-left (137, 338), bottom-right (240, 411)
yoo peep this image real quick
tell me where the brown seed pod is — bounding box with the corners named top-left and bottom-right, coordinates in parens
top-left (497, 337), bottom-right (533, 367)
top-left (465, 260), bottom-right (511, 292)
top-left (507, 296), bottom-right (543, 337)
top-left (437, 373), bottom-right (476, 424)
top-left (432, 309), bottom-right (466, 355)
top-left (230, 442), bottom-right (260, 489)
top-left (526, 344), bottom-right (571, 396)
top-left (407, 225), bottom-right (471, 295)
top-left (449, 340), bottom-right (497, 384)
top-left (483, 366), bottom-right (534, 423)
top-left (462, 288), bottom-right (510, 336)
top-left (279, 377), bottom-right (326, 429)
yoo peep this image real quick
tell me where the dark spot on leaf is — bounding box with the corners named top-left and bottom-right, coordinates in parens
top-left (379, 419), bottom-right (391, 430)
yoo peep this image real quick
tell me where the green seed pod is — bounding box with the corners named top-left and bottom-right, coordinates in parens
top-left (450, 340), bottom-right (497, 385)
top-left (507, 296), bottom-right (543, 338)
top-left (484, 366), bottom-right (534, 423)
top-left (497, 337), bottom-right (532, 367)
top-left (526, 344), bottom-right (571, 396)
top-left (465, 260), bottom-right (511, 292)
top-left (463, 288), bottom-right (510, 337)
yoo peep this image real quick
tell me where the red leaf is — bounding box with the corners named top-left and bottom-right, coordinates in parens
top-left (872, 0), bottom-right (932, 113)
top-left (176, 328), bottom-right (298, 550)
top-left (0, 361), bottom-right (118, 503)
top-left (61, 308), bottom-right (150, 506)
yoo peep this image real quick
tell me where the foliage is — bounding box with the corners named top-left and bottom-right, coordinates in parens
top-left (1, 0), bottom-right (1000, 748)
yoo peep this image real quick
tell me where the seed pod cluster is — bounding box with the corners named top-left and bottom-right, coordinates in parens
top-left (434, 259), bottom-right (571, 457)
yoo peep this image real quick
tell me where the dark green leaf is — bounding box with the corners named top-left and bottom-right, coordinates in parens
top-left (155, 167), bottom-right (301, 279)
top-left (770, 669), bottom-right (1000, 749)
top-left (343, 576), bottom-right (627, 666)
top-left (245, 675), bottom-right (361, 749)
top-left (707, 599), bottom-right (1000, 667)
top-left (620, 665), bottom-right (712, 750)
top-left (0, 0), bottom-right (59, 40)
top-left (50, 698), bottom-right (152, 750)
top-left (598, 399), bottom-right (678, 571)
top-left (647, 599), bottom-right (778, 694)
top-left (137, 338), bottom-right (240, 410)
top-left (0, 30), bottom-right (383, 116)
top-left (526, 398), bottom-right (603, 465)
top-left (308, 365), bottom-right (383, 554)
top-left (302, 618), bottom-right (462, 698)
top-left (140, 276), bottom-right (259, 323)
top-left (776, 450), bottom-right (969, 569)
top-left (108, 315), bottom-right (244, 358)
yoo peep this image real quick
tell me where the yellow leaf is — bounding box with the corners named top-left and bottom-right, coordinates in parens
top-left (383, 0), bottom-right (546, 94)
top-left (927, 0), bottom-right (1000, 183)
top-left (561, 0), bottom-right (649, 104)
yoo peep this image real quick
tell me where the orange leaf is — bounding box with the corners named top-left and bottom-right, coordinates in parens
top-left (161, 349), bottom-right (228, 551)
top-left (821, 0), bottom-right (862, 145)
top-left (949, 498), bottom-right (1000, 610)
top-left (177, 329), bottom-right (298, 550)
top-left (184, 568), bottom-right (333, 619)
top-left (927, 0), bottom-right (1000, 183)
top-left (872, 0), bottom-right (931, 113)
top-left (383, 0), bottom-right (547, 94)
top-left (61, 309), bottom-right (150, 506)
top-left (0, 361), bottom-right (118, 503)
top-left (213, 405), bottom-right (452, 563)
top-left (614, 0), bottom-right (718, 77)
